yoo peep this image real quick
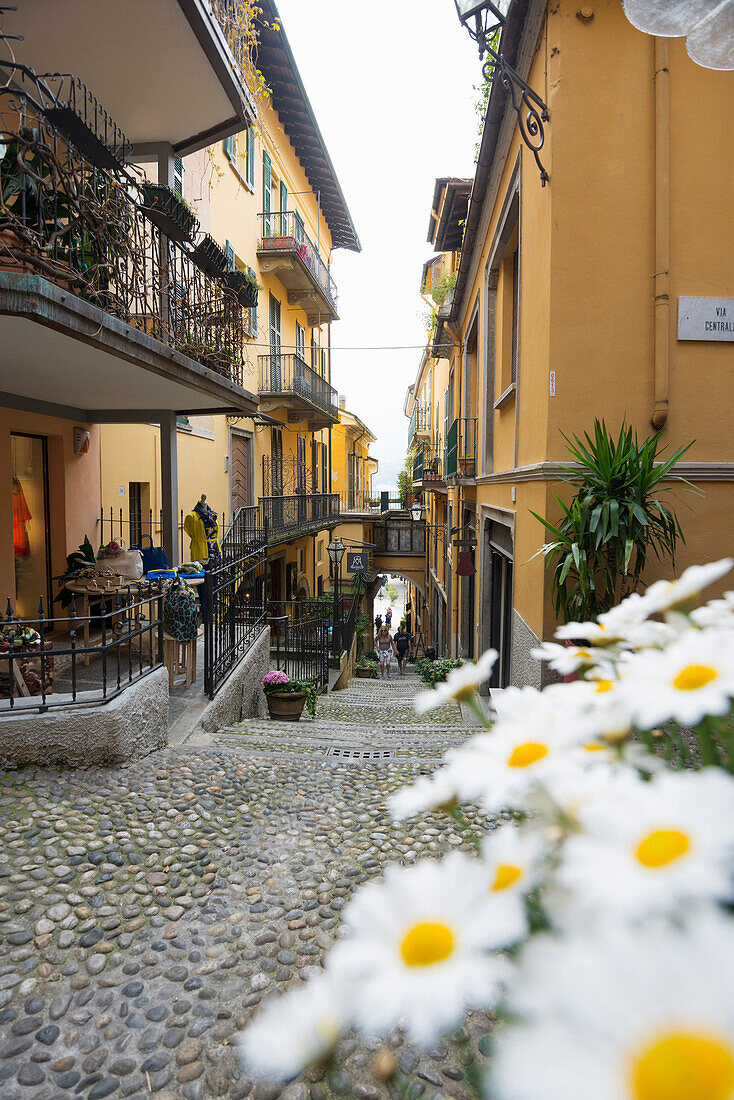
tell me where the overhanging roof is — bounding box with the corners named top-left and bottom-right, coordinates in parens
top-left (255, 0), bottom-right (361, 252)
top-left (427, 177), bottom-right (472, 252)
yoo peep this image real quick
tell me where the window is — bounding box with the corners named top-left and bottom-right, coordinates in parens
top-left (321, 442), bottom-right (328, 499)
top-left (247, 265), bottom-right (258, 335)
top-left (511, 248), bottom-right (520, 385)
top-left (224, 134), bottom-right (236, 163)
top-left (317, 539), bottom-right (323, 564)
top-left (225, 240), bottom-right (235, 272)
top-left (173, 157), bottom-right (184, 197)
top-left (262, 150), bottom-right (273, 234)
top-left (311, 334), bottom-right (318, 370)
top-left (296, 322), bottom-right (305, 361)
top-left (279, 180), bottom-right (288, 236)
top-left (245, 126), bottom-right (255, 189)
top-left (298, 547), bottom-right (305, 574)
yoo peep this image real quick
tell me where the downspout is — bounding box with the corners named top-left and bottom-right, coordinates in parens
top-left (651, 38), bottom-right (670, 431)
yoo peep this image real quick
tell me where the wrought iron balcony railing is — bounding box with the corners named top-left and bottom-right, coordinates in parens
top-left (0, 77), bottom-right (246, 386)
top-left (263, 455), bottom-right (309, 497)
top-left (408, 402), bottom-right (431, 444)
top-left (413, 440), bottom-right (444, 484)
top-left (445, 417), bottom-right (479, 480)
top-left (258, 211), bottom-right (338, 312)
top-left (258, 353), bottom-right (338, 420)
top-left (260, 493), bottom-right (340, 540)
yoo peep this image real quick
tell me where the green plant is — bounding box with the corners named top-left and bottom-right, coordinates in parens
top-left (418, 657), bottom-right (464, 688)
top-left (385, 582), bottom-right (399, 602)
top-left (355, 655), bottom-right (379, 679)
top-left (531, 420), bottom-right (697, 623)
top-left (397, 451), bottom-right (415, 504)
top-left (262, 672), bottom-right (319, 717)
top-left (430, 270), bottom-right (457, 309)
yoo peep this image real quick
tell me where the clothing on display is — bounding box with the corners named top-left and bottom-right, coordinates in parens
top-left (12, 478), bottom-right (31, 558)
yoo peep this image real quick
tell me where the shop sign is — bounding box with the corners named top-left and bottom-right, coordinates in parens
top-left (347, 552), bottom-right (367, 574)
top-left (678, 297), bottom-right (734, 341)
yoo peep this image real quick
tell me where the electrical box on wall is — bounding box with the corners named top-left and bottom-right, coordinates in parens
top-left (73, 427), bottom-right (91, 455)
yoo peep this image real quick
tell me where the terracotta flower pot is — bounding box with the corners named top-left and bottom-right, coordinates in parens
top-left (266, 690), bottom-right (306, 721)
top-left (356, 667), bottom-right (373, 678)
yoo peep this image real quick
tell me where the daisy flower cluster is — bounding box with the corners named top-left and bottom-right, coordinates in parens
top-left (238, 559), bottom-right (734, 1099)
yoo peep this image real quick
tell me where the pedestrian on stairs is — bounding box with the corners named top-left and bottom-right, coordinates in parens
top-left (376, 624), bottom-right (395, 680)
top-left (394, 625), bottom-right (411, 676)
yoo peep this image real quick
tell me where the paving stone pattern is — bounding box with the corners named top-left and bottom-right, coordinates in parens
top-left (0, 662), bottom-right (494, 1099)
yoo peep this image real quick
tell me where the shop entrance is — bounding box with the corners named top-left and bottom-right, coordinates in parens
top-left (11, 433), bottom-right (51, 618)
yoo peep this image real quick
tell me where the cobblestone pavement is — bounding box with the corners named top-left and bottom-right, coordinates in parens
top-left (0, 663), bottom-right (493, 1100)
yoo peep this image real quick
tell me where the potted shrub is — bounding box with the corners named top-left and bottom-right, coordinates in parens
top-left (459, 454), bottom-right (476, 477)
top-left (355, 656), bottom-right (378, 679)
top-left (139, 182), bottom-right (199, 244)
top-left (225, 268), bottom-right (260, 308)
top-left (262, 670), bottom-right (318, 721)
top-left (191, 233), bottom-right (227, 277)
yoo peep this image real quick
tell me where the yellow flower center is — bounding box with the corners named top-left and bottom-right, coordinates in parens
top-left (584, 742), bottom-right (606, 752)
top-left (576, 648), bottom-right (592, 660)
top-left (595, 679), bottom-right (613, 693)
top-left (491, 864), bottom-right (523, 891)
top-left (632, 1031), bottom-right (734, 1100)
top-left (673, 665), bottom-right (718, 692)
top-left (635, 829), bottom-right (690, 869)
top-left (507, 742), bottom-right (549, 768)
top-left (400, 922), bottom-right (455, 967)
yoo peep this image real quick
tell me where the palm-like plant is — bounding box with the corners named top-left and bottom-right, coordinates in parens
top-left (532, 420), bottom-right (697, 623)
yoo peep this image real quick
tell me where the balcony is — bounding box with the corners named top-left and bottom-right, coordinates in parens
top-left (413, 441), bottom-right (446, 492)
top-left (260, 493), bottom-right (340, 543)
top-left (257, 212), bottom-right (338, 324)
top-left (445, 417), bottom-right (479, 480)
top-left (408, 402), bottom-right (431, 446)
top-left (0, 76), bottom-right (256, 418)
top-left (2, 0), bottom-right (252, 155)
top-left (258, 353), bottom-right (339, 428)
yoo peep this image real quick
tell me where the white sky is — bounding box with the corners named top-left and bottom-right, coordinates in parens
top-left (273, 0), bottom-right (481, 489)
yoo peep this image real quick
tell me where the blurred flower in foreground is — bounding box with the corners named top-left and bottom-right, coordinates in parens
top-left (238, 974), bottom-right (345, 1081)
top-left (415, 649), bottom-right (497, 714)
top-left (328, 854), bottom-right (517, 1044)
top-left (555, 769), bottom-right (734, 923)
top-left (388, 770), bottom-right (460, 821)
top-left (490, 911), bottom-right (734, 1100)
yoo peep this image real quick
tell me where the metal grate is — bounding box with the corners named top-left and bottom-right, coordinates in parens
top-left (326, 747), bottom-right (395, 761)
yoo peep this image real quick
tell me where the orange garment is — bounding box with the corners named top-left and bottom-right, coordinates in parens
top-left (12, 482), bottom-right (31, 558)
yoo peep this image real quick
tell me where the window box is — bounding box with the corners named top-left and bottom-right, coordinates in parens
top-left (139, 183), bottom-right (198, 244)
top-left (191, 234), bottom-right (227, 277)
top-left (225, 270), bottom-right (259, 308)
top-left (458, 456), bottom-right (476, 477)
top-left (261, 235), bottom-right (294, 250)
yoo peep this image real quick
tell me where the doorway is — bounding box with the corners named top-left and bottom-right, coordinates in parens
top-left (11, 433), bottom-right (51, 618)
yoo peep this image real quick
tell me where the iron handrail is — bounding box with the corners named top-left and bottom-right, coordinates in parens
top-left (259, 493), bottom-right (340, 539)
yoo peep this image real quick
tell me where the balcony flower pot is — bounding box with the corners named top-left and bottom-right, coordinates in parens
top-left (225, 269), bottom-right (259, 308)
top-left (191, 233), bottom-right (227, 277)
top-left (140, 183), bottom-right (199, 244)
top-left (262, 670), bottom-right (318, 719)
top-left (459, 456), bottom-right (476, 477)
top-left (261, 235), bottom-right (294, 251)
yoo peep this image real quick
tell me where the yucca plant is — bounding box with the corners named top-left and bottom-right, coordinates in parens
top-left (531, 420), bottom-right (698, 623)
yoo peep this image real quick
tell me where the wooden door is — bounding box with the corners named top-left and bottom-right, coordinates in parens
top-left (231, 434), bottom-right (251, 513)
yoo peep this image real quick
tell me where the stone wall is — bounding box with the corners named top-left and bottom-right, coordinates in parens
top-left (0, 666), bottom-right (169, 768)
top-left (510, 610), bottom-right (543, 689)
top-left (191, 625), bottom-right (270, 738)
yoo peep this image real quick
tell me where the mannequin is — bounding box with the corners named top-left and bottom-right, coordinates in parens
top-left (183, 494), bottom-right (221, 564)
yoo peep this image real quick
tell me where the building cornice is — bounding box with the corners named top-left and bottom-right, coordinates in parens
top-left (475, 461), bottom-right (734, 485)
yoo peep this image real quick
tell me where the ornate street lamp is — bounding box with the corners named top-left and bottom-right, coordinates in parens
top-left (327, 536), bottom-right (346, 653)
top-left (410, 500), bottom-right (425, 523)
top-left (453, 0), bottom-right (550, 185)
top-left (622, 0), bottom-right (734, 70)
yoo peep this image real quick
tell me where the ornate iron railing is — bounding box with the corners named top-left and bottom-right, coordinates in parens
top-left (445, 417), bottom-right (478, 480)
top-left (203, 536), bottom-right (268, 698)
top-left (258, 353), bottom-right (338, 418)
top-left (339, 489), bottom-right (380, 513)
top-left (413, 440), bottom-right (444, 483)
top-left (221, 506), bottom-right (263, 559)
top-left (0, 80), bottom-right (246, 385)
top-left (408, 403), bottom-right (431, 444)
top-left (257, 211), bottom-right (338, 311)
top-left (262, 455), bottom-right (309, 497)
top-left (268, 603), bottom-right (330, 691)
top-left (0, 587), bottom-right (164, 712)
top-left (260, 493), bottom-right (340, 540)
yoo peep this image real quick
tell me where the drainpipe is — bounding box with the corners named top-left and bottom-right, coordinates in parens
top-left (651, 38), bottom-right (670, 431)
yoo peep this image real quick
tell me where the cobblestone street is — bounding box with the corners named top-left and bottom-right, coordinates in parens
top-left (0, 666), bottom-right (492, 1100)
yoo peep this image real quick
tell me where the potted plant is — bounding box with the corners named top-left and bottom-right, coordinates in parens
top-left (139, 182), bottom-right (199, 244)
top-left (225, 267), bottom-right (260, 308)
top-left (459, 454), bottom-right (476, 477)
top-left (191, 233), bottom-right (227, 277)
top-left (355, 656), bottom-right (378, 679)
top-left (261, 670), bottom-right (318, 721)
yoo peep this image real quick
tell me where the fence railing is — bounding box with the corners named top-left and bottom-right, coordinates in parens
top-left (0, 73), bottom-right (246, 386)
top-left (221, 506), bottom-right (263, 559)
top-left (413, 440), bottom-right (444, 483)
top-left (260, 493), bottom-right (340, 540)
top-left (408, 403), bottom-right (431, 445)
top-left (258, 211), bottom-right (338, 311)
top-left (0, 586), bottom-right (164, 712)
top-left (331, 593), bottom-right (359, 657)
top-left (268, 604), bottom-right (330, 690)
top-left (339, 489), bottom-right (380, 513)
top-left (445, 417), bottom-right (479, 479)
top-left (203, 537), bottom-right (268, 698)
top-left (258, 353), bottom-right (338, 419)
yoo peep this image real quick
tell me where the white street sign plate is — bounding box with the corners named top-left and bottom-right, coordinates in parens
top-left (678, 296), bottom-right (734, 341)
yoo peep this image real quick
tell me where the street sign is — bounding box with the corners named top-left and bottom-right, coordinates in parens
top-left (347, 551), bottom-right (368, 574)
top-left (678, 296), bottom-right (734, 341)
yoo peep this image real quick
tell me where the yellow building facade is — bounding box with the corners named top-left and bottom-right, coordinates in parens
top-left (411, 1), bottom-right (734, 688)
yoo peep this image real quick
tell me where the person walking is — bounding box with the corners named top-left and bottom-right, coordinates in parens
top-left (376, 624), bottom-right (395, 680)
top-left (385, 607), bottom-right (393, 629)
top-left (394, 624), bottom-right (411, 675)
top-left (374, 612), bottom-right (383, 633)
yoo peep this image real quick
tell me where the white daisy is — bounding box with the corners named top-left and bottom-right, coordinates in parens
top-left (692, 592), bottom-right (734, 631)
top-left (530, 641), bottom-right (609, 677)
top-left (237, 973), bottom-right (345, 1080)
top-left (327, 853), bottom-right (517, 1045)
top-left (616, 628), bottom-right (734, 728)
top-left (444, 717), bottom-right (592, 813)
top-left (641, 558), bottom-right (734, 616)
top-left (555, 769), bottom-right (734, 922)
top-left (414, 649), bottom-right (497, 715)
top-left (555, 618), bottom-right (629, 646)
top-left (388, 770), bottom-right (459, 821)
top-left (490, 911), bottom-right (734, 1100)
top-left (479, 825), bottom-right (549, 904)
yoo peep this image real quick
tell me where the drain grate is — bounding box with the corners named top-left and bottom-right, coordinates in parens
top-left (326, 747), bottom-right (395, 761)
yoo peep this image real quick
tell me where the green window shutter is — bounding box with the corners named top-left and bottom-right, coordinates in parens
top-left (262, 150), bottom-right (271, 212)
top-left (279, 180), bottom-right (288, 235)
top-left (294, 210), bottom-right (304, 244)
top-left (173, 157), bottom-right (184, 197)
top-left (224, 134), bottom-right (235, 162)
top-left (246, 127), bottom-right (255, 188)
top-left (247, 265), bottom-right (257, 331)
top-left (225, 240), bottom-right (235, 272)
